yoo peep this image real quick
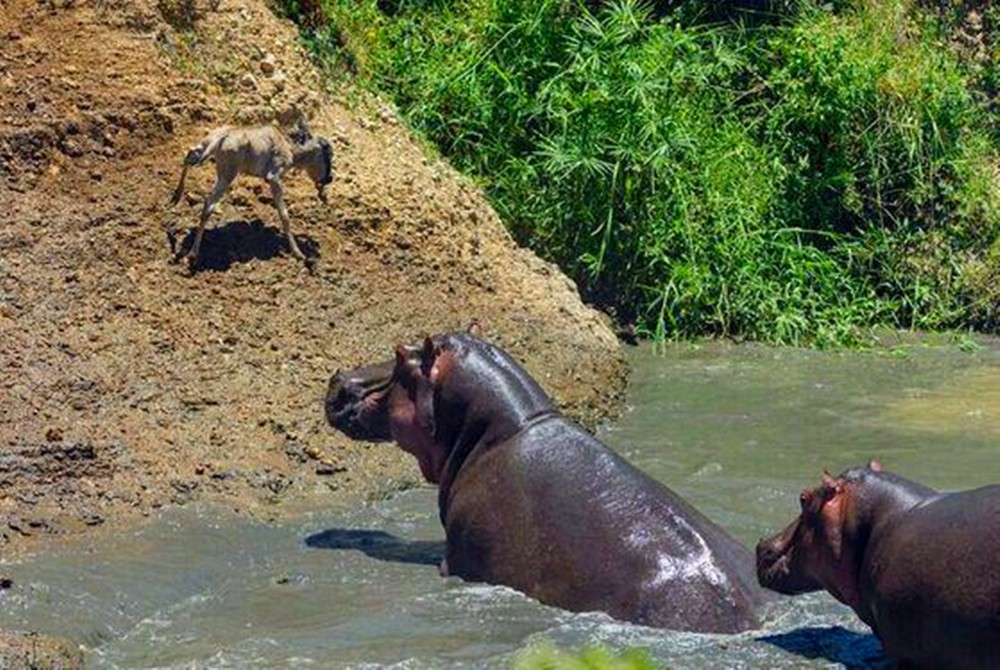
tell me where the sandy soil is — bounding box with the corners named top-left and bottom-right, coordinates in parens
top-left (0, 0), bottom-right (627, 571)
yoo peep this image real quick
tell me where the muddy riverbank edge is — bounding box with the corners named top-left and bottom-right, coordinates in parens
top-left (0, 0), bottom-right (627, 621)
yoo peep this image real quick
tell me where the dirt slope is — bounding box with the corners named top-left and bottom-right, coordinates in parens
top-left (0, 0), bottom-right (626, 559)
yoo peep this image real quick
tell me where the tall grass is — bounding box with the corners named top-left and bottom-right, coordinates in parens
top-left (283, 0), bottom-right (1000, 344)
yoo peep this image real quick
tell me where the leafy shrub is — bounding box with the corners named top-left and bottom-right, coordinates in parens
top-left (514, 644), bottom-right (658, 670)
top-left (285, 0), bottom-right (1000, 344)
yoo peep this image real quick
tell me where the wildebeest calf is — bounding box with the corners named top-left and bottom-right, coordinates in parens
top-left (168, 120), bottom-right (333, 269)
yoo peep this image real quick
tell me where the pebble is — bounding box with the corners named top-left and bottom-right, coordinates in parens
top-left (315, 462), bottom-right (346, 476)
top-left (259, 53), bottom-right (276, 76)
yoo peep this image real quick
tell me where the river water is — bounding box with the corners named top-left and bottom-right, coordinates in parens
top-left (3, 338), bottom-right (1000, 668)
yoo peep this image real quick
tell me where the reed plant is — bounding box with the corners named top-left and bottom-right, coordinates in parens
top-left (282, 0), bottom-right (1000, 344)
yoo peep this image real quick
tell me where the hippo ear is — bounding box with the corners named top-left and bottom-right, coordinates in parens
top-left (467, 321), bottom-right (483, 338)
top-left (395, 344), bottom-right (409, 367)
top-left (868, 459), bottom-right (883, 473)
top-left (395, 343), bottom-right (423, 370)
top-left (821, 470), bottom-right (842, 494)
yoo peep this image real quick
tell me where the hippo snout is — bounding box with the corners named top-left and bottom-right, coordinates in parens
top-left (756, 536), bottom-right (780, 565)
top-left (755, 537), bottom-right (786, 588)
top-left (325, 369), bottom-right (353, 426)
top-left (324, 361), bottom-right (395, 442)
top-left (325, 371), bottom-right (371, 437)
top-left (755, 528), bottom-right (822, 595)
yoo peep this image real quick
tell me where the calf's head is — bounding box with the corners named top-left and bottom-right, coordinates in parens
top-left (289, 119), bottom-right (334, 202)
top-left (756, 461), bottom-right (884, 611)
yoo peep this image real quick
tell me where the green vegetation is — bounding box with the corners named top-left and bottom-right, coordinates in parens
top-left (280, 0), bottom-right (1000, 345)
top-left (514, 644), bottom-right (658, 670)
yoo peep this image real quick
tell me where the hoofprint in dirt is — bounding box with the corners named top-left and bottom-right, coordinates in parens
top-left (0, 0), bottom-right (626, 562)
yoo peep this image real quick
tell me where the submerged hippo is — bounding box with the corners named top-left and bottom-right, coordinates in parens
top-left (757, 462), bottom-right (1000, 669)
top-left (326, 330), bottom-right (765, 633)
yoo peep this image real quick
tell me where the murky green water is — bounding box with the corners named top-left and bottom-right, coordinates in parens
top-left (3, 339), bottom-right (1000, 668)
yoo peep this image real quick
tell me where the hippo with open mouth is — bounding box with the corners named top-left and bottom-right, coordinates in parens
top-left (326, 329), bottom-right (766, 633)
top-left (757, 462), bottom-right (1000, 669)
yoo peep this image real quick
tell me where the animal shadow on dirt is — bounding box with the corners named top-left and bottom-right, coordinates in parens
top-left (758, 625), bottom-right (886, 669)
top-left (305, 528), bottom-right (445, 568)
top-left (168, 218), bottom-right (319, 272)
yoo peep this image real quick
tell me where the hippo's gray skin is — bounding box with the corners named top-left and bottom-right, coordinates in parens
top-left (757, 462), bottom-right (1000, 669)
top-left (326, 331), bottom-right (766, 633)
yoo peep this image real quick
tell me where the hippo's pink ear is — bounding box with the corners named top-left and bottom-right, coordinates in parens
top-left (868, 459), bottom-right (883, 472)
top-left (467, 321), bottom-right (483, 338)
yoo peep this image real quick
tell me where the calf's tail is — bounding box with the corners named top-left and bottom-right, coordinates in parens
top-left (168, 132), bottom-right (225, 206)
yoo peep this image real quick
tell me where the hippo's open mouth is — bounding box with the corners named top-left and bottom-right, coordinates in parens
top-left (325, 361), bottom-right (395, 441)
